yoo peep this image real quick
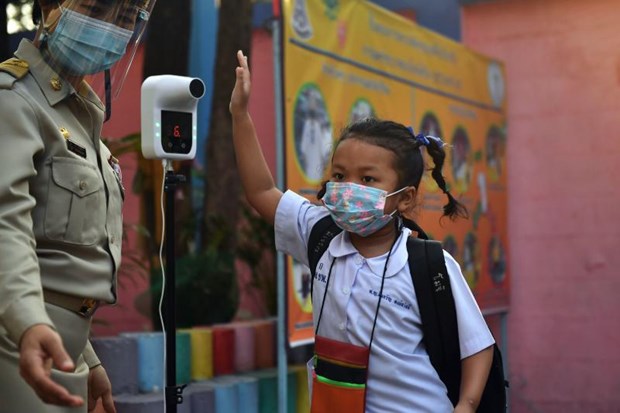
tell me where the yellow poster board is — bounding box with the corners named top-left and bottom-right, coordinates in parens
top-left (282, 0), bottom-right (509, 346)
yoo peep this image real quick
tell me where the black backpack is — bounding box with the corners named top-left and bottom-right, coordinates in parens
top-left (307, 216), bottom-right (508, 412)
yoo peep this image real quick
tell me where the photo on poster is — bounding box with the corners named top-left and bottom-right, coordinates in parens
top-left (487, 61), bottom-right (506, 109)
top-left (442, 234), bottom-right (459, 260)
top-left (488, 234), bottom-right (507, 285)
top-left (485, 124), bottom-right (506, 182)
top-left (462, 231), bottom-right (480, 289)
top-left (293, 83), bottom-right (333, 183)
top-left (419, 111), bottom-right (443, 138)
top-left (450, 126), bottom-right (472, 193)
top-left (348, 98), bottom-right (376, 123)
top-left (291, 259), bottom-right (313, 312)
top-left (291, 0), bottom-right (313, 40)
top-left (418, 112), bottom-right (443, 193)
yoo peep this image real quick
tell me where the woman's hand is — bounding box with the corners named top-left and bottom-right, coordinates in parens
top-left (87, 365), bottom-right (116, 412)
top-left (229, 50), bottom-right (251, 116)
top-left (19, 324), bottom-right (84, 407)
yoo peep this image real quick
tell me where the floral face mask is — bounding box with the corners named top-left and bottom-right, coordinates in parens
top-left (322, 182), bottom-right (406, 237)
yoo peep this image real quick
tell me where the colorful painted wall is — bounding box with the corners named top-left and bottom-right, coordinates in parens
top-left (461, 0), bottom-right (620, 411)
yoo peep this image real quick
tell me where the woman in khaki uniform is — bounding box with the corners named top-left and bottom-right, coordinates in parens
top-left (0, 1), bottom-right (156, 411)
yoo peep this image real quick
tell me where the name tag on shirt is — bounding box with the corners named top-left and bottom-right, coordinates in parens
top-left (67, 140), bottom-right (87, 158)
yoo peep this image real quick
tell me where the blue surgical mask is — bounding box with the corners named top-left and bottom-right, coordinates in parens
top-left (46, 8), bottom-right (133, 76)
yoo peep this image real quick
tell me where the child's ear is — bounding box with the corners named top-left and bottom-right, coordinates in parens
top-left (397, 186), bottom-right (417, 213)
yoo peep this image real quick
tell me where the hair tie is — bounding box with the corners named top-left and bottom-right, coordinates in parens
top-left (406, 126), bottom-right (430, 146)
top-left (416, 133), bottom-right (430, 146)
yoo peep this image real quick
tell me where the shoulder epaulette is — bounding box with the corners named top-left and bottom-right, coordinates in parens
top-left (0, 58), bottom-right (29, 89)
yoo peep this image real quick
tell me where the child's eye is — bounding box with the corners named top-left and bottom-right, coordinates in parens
top-left (361, 176), bottom-right (376, 183)
top-left (331, 173), bottom-right (344, 181)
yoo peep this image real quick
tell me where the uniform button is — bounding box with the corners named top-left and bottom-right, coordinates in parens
top-left (110, 235), bottom-right (115, 244)
top-left (78, 180), bottom-right (87, 190)
top-left (339, 322), bottom-right (346, 331)
top-left (342, 287), bottom-right (350, 295)
top-left (355, 256), bottom-right (364, 265)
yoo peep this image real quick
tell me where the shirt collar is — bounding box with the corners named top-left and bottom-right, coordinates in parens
top-left (14, 39), bottom-right (104, 111)
top-left (327, 226), bottom-right (412, 278)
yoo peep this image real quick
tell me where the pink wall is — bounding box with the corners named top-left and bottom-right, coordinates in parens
top-left (461, 0), bottom-right (620, 411)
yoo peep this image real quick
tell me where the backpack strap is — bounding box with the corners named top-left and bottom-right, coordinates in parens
top-left (407, 237), bottom-right (462, 406)
top-left (402, 217), bottom-right (430, 240)
top-left (307, 215), bottom-right (342, 297)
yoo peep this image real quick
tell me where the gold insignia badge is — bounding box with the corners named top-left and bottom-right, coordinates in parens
top-left (0, 58), bottom-right (29, 79)
top-left (59, 127), bottom-right (70, 139)
top-left (50, 76), bottom-right (62, 91)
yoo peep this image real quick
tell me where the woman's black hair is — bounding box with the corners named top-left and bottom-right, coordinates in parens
top-left (317, 117), bottom-right (468, 221)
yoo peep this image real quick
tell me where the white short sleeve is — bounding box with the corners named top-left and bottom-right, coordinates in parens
top-left (444, 251), bottom-right (495, 358)
top-left (274, 190), bottom-right (329, 267)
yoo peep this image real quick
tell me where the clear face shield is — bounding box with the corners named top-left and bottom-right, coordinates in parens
top-left (40, 0), bottom-right (156, 99)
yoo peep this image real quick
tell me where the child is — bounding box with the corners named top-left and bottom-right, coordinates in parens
top-left (230, 50), bottom-right (494, 413)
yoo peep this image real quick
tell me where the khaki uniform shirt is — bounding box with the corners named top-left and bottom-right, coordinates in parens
top-left (0, 40), bottom-right (123, 362)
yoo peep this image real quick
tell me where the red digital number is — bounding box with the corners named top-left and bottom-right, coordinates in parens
top-left (173, 125), bottom-right (181, 138)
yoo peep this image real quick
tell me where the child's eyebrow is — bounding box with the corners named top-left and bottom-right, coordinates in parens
top-left (331, 162), bottom-right (380, 171)
top-left (357, 165), bottom-right (381, 172)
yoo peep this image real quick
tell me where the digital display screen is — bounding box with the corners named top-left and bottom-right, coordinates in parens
top-left (161, 110), bottom-right (192, 154)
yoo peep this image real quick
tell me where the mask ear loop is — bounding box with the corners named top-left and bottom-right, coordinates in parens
top-left (391, 186), bottom-right (423, 235)
top-left (385, 185), bottom-right (411, 218)
top-left (386, 186), bottom-right (408, 198)
top-left (38, 2), bottom-right (63, 56)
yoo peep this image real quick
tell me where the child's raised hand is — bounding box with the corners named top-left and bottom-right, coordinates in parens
top-left (229, 50), bottom-right (251, 116)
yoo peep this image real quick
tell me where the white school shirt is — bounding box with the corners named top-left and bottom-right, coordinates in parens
top-left (275, 191), bottom-right (495, 413)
